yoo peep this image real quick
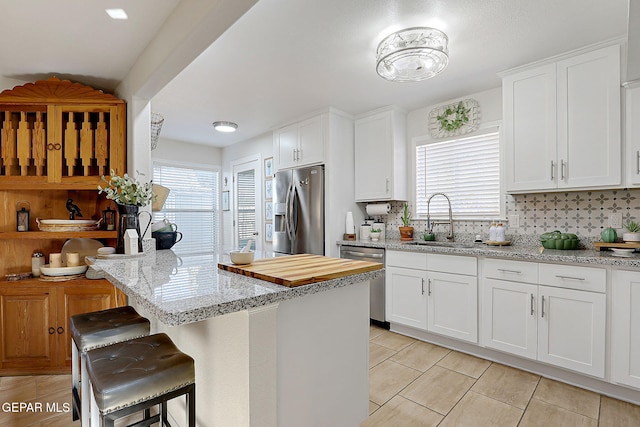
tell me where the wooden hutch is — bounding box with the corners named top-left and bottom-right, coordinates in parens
top-left (0, 77), bottom-right (127, 374)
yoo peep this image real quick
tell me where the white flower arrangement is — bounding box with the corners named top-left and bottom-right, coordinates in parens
top-left (98, 170), bottom-right (155, 206)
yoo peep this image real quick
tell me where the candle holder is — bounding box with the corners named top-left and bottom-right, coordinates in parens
top-left (16, 201), bottom-right (30, 232)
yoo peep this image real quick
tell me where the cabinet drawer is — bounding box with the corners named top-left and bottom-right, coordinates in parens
top-left (484, 258), bottom-right (538, 283)
top-left (427, 253), bottom-right (476, 276)
top-left (386, 250), bottom-right (427, 270)
top-left (538, 263), bottom-right (606, 293)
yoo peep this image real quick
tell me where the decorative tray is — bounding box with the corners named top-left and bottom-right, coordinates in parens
top-left (484, 240), bottom-right (511, 246)
top-left (36, 218), bottom-right (102, 232)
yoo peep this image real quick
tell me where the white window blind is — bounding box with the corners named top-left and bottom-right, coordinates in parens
top-left (152, 163), bottom-right (219, 254)
top-left (416, 131), bottom-right (500, 220)
top-left (236, 169), bottom-right (256, 249)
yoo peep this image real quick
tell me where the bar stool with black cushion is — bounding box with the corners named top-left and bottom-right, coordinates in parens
top-left (70, 306), bottom-right (151, 425)
top-left (86, 333), bottom-right (196, 427)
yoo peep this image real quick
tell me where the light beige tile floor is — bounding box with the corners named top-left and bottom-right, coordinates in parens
top-left (1, 327), bottom-right (639, 426)
top-left (363, 325), bottom-right (640, 426)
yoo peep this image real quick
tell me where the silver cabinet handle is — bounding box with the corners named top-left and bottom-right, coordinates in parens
top-left (530, 293), bottom-right (535, 316)
top-left (421, 278), bottom-right (425, 295)
top-left (550, 160), bottom-right (555, 181)
top-left (386, 178), bottom-right (390, 194)
top-left (497, 269), bottom-right (522, 275)
top-left (561, 160), bottom-right (566, 180)
top-left (636, 150), bottom-right (639, 175)
top-left (555, 275), bottom-right (585, 281)
top-left (541, 295), bottom-right (546, 318)
top-left (428, 278), bottom-right (432, 296)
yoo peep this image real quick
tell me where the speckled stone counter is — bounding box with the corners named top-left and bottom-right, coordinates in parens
top-left (338, 239), bottom-right (640, 269)
top-left (87, 250), bottom-right (383, 326)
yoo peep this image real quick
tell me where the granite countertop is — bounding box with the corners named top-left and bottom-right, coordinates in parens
top-left (87, 250), bottom-right (383, 326)
top-left (337, 239), bottom-right (640, 269)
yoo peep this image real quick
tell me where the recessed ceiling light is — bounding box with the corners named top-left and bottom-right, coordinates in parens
top-left (212, 121), bottom-right (238, 133)
top-left (106, 8), bottom-right (128, 20)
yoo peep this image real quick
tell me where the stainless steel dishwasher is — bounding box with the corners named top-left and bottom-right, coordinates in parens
top-left (340, 245), bottom-right (388, 329)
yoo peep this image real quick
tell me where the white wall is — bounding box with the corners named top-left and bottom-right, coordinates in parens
top-left (153, 137), bottom-right (222, 165)
top-left (221, 132), bottom-right (273, 250)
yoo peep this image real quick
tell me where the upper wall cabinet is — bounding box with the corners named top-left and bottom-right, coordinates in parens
top-left (503, 44), bottom-right (621, 193)
top-left (625, 82), bottom-right (640, 187)
top-left (274, 114), bottom-right (324, 170)
top-left (0, 77), bottom-right (126, 190)
top-left (354, 106), bottom-right (407, 202)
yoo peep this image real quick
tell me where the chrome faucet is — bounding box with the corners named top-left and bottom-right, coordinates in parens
top-left (426, 192), bottom-right (454, 241)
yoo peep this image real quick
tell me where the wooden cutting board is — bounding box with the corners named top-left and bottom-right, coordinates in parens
top-left (217, 253), bottom-right (382, 287)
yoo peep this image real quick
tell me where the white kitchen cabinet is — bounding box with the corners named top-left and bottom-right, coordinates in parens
top-left (537, 285), bottom-right (606, 378)
top-left (503, 44), bottom-right (621, 193)
top-left (386, 266), bottom-right (427, 330)
top-left (625, 83), bottom-right (640, 187)
top-left (386, 251), bottom-right (477, 342)
top-left (481, 259), bottom-right (606, 378)
top-left (427, 271), bottom-right (477, 343)
top-left (611, 270), bottom-right (640, 389)
top-left (354, 106), bottom-right (407, 201)
top-left (274, 114), bottom-right (324, 170)
top-left (483, 278), bottom-right (538, 360)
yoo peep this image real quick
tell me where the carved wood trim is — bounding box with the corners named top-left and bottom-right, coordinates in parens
top-left (0, 77), bottom-right (124, 105)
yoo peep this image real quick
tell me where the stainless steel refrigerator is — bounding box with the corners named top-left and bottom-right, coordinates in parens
top-left (273, 165), bottom-right (324, 255)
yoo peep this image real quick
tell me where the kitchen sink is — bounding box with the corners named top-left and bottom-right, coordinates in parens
top-left (403, 241), bottom-right (476, 249)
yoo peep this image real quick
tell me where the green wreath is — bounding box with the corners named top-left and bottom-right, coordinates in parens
top-left (436, 101), bottom-right (470, 132)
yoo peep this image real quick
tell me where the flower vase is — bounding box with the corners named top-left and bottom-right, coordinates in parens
top-left (116, 204), bottom-right (151, 254)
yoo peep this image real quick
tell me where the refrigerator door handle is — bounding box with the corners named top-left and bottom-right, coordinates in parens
top-left (289, 185), bottom-right (298, 239)
top-left (284, 184), bottom-right (293, 239)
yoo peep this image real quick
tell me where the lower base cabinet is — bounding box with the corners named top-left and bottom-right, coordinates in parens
top-left (386, 251), bottom-right (478, 343)
top-left (612, 270), bottom-right (640, 389)
top-left (482, 260), bottom-right (606, 378)
top-left (0, 279), bottom-right (121, 374)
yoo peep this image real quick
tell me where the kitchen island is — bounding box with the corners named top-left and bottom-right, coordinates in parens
top-left (88, 250), bottom-right (382, 427)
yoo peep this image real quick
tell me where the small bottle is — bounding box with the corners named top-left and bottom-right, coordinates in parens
top-left (32, 250), bottom-right (44, 277)
top-left (495, 222), bottom-right (506, 242)
top-left (489, 221), bottom-right (497, 242)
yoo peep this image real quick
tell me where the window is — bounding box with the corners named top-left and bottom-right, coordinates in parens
top-left (152, 162), bottom-right (219, 254)
top-left (415, 130), bottom-right (500, 220)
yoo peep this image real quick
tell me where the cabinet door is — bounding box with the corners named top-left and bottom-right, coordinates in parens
top-left (0, 287), bottom-right (57, 370)
top-left (275, 123), bottom-right (299, 170)
top-left (57, 282), bottom-right (115, 368)
top-left (625, 85), bottom-right (640, 187)
top-left (557, 45), bottom-right (621, 188)
top-left (298, 115), bottom-right (324, 166)
top-left (354, 112), bottom-right (393, 201)
top-left (427, 271), bottom-right (477, 343)
top-left (611, 270), bottom-right (640, 389)
top-left (503, 64), bottom-right (557, 192)
top-left (51, 105), bottom-right (126, 184)
top-left (537, 285), bottom-right (605, 378)
top-left (385, 266), bottom-right (427, 330)
top-left (482, 279), bottom-right (538, 359)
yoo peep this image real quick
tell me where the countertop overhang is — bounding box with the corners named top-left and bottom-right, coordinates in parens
top-left (87, 250), bottom-right (383, 326)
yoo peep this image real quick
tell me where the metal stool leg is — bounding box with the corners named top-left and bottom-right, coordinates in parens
top-left (72, 340), bottom-right (80, 421)
top-left (81, 351), bottom-right (91, 426)
top-left (90, 384), bottom-right (100, 427)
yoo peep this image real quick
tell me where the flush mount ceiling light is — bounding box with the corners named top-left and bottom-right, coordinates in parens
top-left (212, 121), bottom-right (238, 133)
top-left (376, 27), bottom-right (449, 82)
top-left (106, 8), bottom-right (128, 20)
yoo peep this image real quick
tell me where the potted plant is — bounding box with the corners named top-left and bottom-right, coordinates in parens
top-left (369, 228), bottom-right (382, 241)
top-left (399, 203), bottom-right (414, 241)
top-left (623, 220), bottom-right (640, 242)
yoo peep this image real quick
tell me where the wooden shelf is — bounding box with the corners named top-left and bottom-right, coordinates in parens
top-left (0, 231), bottom-right (117, 240)
top-left (593, 241), bottom-right (640, 251)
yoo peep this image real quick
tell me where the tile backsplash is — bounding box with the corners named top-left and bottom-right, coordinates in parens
top-left (377, 189), bottom-right (640, 248)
